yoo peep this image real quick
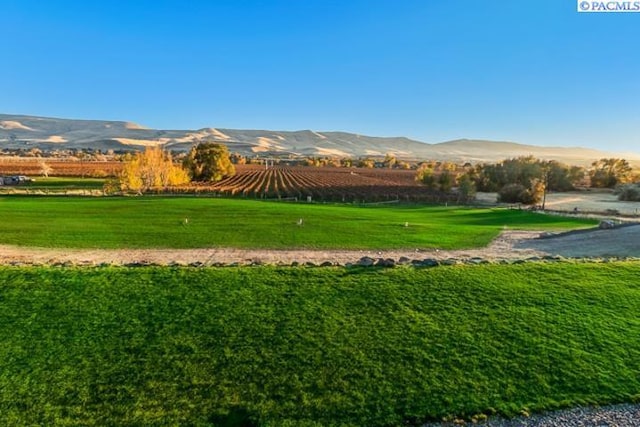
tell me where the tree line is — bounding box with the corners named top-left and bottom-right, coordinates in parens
top-left (109, 142), bottom-right (636, 204)
top-left (110, 143), bottom-right (236, 193)
top-left (415, 156), bottom-right (636, 205)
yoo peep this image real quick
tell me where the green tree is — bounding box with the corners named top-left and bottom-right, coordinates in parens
top-left (501, 156), bottom-right (543, 188)
top-left (341, 158), bottom-right (354, 168)
top-left (474, 157), bottom-right (586, 205)
top-left (544, 161), bottom-right (584, 191)
top-left (589, 158), bottom-right (632, 188)
top-left (416, 164), bottom-right (437, 190)
top-left (184, 143), bottom-right (236, 182)
top-left (383, 153), bottom-right (397, 169)
top-left (456, 174), bottom-right (477, 203)
top-left (357, 158), bottom-right (375, 168)
top-left (474, 156), bottom-right (542, 191)
top-left (438, 170), bottom-right (454, 192)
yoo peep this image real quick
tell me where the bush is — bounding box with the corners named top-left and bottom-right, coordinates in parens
top-left (497, 183), bottom-right (539, 205)
top-left (615, 184), bottom-right (640, 201)
top-left (415, 165), bottom-right (438, 190)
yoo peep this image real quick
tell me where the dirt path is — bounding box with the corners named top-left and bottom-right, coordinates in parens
top-left (0, 230), bottom-right (546, 266)
top-left (2, 226), bottom-right (638, 266)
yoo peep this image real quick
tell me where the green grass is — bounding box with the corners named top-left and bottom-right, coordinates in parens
top-left (0, 197), bottom-right (595, 249)
top-left (1, 264), bottom-right (639, 426)
top-left (25, 177), bottom-right (106, 189)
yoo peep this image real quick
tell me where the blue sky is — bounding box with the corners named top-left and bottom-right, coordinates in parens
top-left (2, 0), bottom-right (639, 152)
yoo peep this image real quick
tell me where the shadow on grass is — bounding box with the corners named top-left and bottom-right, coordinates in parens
top-left (209, 408), bottom-right (257, 427)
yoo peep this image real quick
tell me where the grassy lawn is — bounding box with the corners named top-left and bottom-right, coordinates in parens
top-left (0, 197), bottom-right (595, 249)
top-left (0, 264), bottom-right (639, 426)
top-left (24, 177), bottom-right (106, 189)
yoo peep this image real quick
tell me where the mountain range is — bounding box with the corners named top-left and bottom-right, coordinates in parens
top-left (1, 114), bottom-right (637, 166)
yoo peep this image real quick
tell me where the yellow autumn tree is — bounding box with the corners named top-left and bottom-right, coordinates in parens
top-left (117, 147), bottom-right (190, 193)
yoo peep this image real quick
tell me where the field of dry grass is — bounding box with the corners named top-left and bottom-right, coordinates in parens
top-left (477, 190), bottom-right (640, 217)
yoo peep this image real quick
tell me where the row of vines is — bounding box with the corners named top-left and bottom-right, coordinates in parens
top-left (0, 158), bottom-right (121, 177)
top-left (185, 166), bottom-right (457, 202)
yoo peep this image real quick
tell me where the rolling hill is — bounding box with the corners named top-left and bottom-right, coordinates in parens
top-left (1, 114), bottom-right (636, 165)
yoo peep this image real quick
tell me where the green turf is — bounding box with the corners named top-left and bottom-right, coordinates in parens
top-left (25, 177), bottom-right (106, 189)
top-left (0, 197), bottom-right (595, 249)
top-left (0, 264), bottom-right (639, 426)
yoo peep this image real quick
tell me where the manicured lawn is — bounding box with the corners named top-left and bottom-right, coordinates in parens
top-left (0, 264), bottom-right (639, 426)
top-left (0, 197), bottom-right (595, 249)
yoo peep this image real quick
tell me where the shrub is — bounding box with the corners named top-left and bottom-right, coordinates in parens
top-left (416, 165), bottom-right (438, 190)
top-left (615, 183), bottom-right (640, 201)
top-left (497, 183), bottom-right (539, 205)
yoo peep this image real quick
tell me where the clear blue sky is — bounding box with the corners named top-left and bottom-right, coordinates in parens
top-left (2, 0), bottom-right (639, 153)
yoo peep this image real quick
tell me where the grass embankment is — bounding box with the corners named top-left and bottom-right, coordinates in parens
top-left (25, 177), bottom-right (106, 189)
top-left (0, 197), bottom-right (595, 249)
top-left (0, 264), bottom-right (639, 426)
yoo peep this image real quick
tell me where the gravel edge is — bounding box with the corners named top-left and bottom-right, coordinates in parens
top-left (422, 403), bottom-right (640, 427)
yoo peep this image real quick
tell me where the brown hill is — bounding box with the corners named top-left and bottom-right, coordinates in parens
top-left (1, 114), bottom-right (637, 166)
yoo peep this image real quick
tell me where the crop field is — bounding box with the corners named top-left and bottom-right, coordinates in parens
top-left (0, 197), bottom-right (595, 249)
top-left (191, 165), bottom-right (439, 202)
top-left (1, 264), bottom-right (639, 426)
top-left (0, 160), bottom-right (445, 201)
top-left (0, 177), bottom-right (106, 196)
top-left (0, 158), bottom-right (121, 177)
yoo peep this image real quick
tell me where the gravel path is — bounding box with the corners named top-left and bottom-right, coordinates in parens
top-left (424, 403), bottom-right (640, 426)
top-left (515, 224), bottom-right (640, 258)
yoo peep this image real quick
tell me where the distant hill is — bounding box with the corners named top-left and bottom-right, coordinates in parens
top-left (1, 114), bottom-right (637, 166)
